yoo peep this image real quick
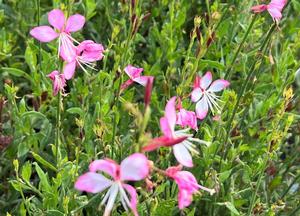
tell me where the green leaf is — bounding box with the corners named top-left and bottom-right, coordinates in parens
top-left (1, 67), bottom-right (34, 83)
top-left (25, 43), bottom-right (37, 72)
top-left (216, 202), bottom-right (240, 215)
top-left (34, 162), bottom-right (52, 193)
top-left (31, 151), bottom-right (57, 172)
top-left (199, 60), bottom-right (225, 70)
top-left (21, 162), bottom-right (32, 182)
top-left (67, 107), bottom-right (85, 117)
top-left (153, 199), bottom-right (176, 216)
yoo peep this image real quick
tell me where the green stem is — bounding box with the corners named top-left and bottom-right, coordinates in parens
top-left (280, 173), bottom-right (300, 199)
top-left (55, 91), bottom-right (61, 165)
top-left (224, 15), bottom-right (257, 80)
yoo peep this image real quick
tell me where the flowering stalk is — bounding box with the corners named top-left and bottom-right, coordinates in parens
top-left (55, 80), bottom-right (62, 165)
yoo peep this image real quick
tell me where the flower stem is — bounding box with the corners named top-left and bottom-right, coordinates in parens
top-left (55, 90), bottom-right (61, 165)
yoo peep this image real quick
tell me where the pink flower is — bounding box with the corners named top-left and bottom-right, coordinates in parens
top-left (251, 0), bottom-right (287, 22)
top-left (47, 70), bottom-right (66, 96)
top-left (191, 71), bottom-right (230, 120)
top-left (63, 40), bottom-right (104, 80)
top-left (121, 65), bottom-right (154, 90)
top-left (144, 76), bottom-right (154, 107)
top-left (165, 165), bottom-right (215, 209)
top-left (30, 9), bottom-right (85, 62)
top-left (176, 109), bottom-right (198, 131)
top-left (75, 153), bottom-right (149, 216)
top-left (143, 97), bottom-right (209, 167)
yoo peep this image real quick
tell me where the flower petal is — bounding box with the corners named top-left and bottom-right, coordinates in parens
top-left (165, 96), bottom-right (177, 132)
top-left (251, 4), bottom-right (268, 13)
top-left (178, 189), bottom-right (193, 209)
top-left (142, 136), bottom-right (187, 152)
top-left (89, 159), bottom-right (119, 180)
top-left (195, 97), bottom-right (208, 120)
top-left (124, 65), bottom-right (143, 79)
top-left (176, 109), bottom-right (198, 131)
top-left (121, 79), bottom-right (134, 90)
top-left (75, 172), bottom-right (112, 193)
top-left (48, 9), bottom-right (65, 31)
top-left (122, 184), bottom-right (138, 216)
top-left (200, 71), bottom-right (212, 90)
top-left (208, 79), bottom-right (230, 92)
top-left (191, 88), bottom-right (202, 102)
top-left (160, 117), bottom-right (173, 138)
top-left (63, 61), bottom-right (77, 80)
top-left (133, 76), bottom-right (153, 86)
top-left (267, 7), bottom-right (282, 21)
top-left (120, 153), bottom-right (149, 181)
top-left (65, 14), bottom-right (85, 32)
top-left (47, 70), bottom-right (59, 81)
top-left (30, 26), bottom-right (58, 42)
top-left (173, 143), bottom-right (193, 167)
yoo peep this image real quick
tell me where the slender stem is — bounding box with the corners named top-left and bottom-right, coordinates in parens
top-left (56, 91), bottom-right (61, 165)
top-left (224, 15), bottom-right (257, 80)
top-left (247, 157), bottom-right (269, 215)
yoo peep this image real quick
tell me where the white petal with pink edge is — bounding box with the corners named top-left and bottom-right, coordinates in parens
top-left (195, 97), bottom-right (208, 119)
top-left (200, 71), bottom-right (212, 90)
top-left (74, 172), bottom-right (112, 193)
top-left (191, 88), bottom-right (202, 102)
top-left (89, 159), bottom-right (119, 179)
top-left (173, 143), bottom-right (193, 167)
top-left (208, 79), bottom-right (230, 92)
top-left (120, 153), bottom-right (149, 181)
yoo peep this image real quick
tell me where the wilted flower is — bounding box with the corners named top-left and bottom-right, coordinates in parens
top-left (165, 165), bottom-right (215, 209)
top-left (191, 71), bottom-right (230, 119)
top-left (143, 97), bottom-right (208, 167)
top-left (75, 153), bottom-right (149, 216)
top-left (121, 65), bottom-right (154, 90)
top-left (63, 40), bottom-right (104, 79)
top-left (176, 98), bottom-right (198, 131)
top-left (251, 0), bottom-right (287, 23)
top-left (47, 70), bottom-right (66, 96)
top-left (30, 9), bottom-right (85, 62)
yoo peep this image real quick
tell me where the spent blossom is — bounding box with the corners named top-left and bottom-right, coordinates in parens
top-left (47, 70), bottom-right (66, 96)
top-left (176, 98), bottom-right (198, 131)
top-left (191, 71), bottom-right (230, 120)
top-left (30, 9), bottom-right (85, 62)
top-left (165, 165), bottom-right (215, 209)
top-left (75, 153), bottom-right (149, 216)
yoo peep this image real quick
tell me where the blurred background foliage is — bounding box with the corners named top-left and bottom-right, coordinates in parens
top-left (0, 0), bottom-right (299, 215)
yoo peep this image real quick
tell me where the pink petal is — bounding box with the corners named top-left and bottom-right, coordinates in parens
top-left (178, 189), bottom-right (193, 209)
top-left (74, 172), bottom-right (112, 193)
top-left (195, 97), bottom-right (208, 120)
top-left (191, 88), bottom-right (202, 102)
top-left (30, 26), bottom-right (58, 42)
top-left (89, 159), bottom-right (119, 180)
top-left (124, 65), bottom-right (143, 79)
top-left (173, 144), bottom-right (193, 167)
top-left (269, 0), bottom-right (286, 11)
top-left (122, 184), bottom-right (139, 216)
top-left (63, 61), bottom-right (77, 80)
top-left (176, 109), bottom-right (198, 131)
top-left (142, 136), bottom-right (187, 152)
top-left (59, 35), bottom-right (77, 62)
top-left (65, 14), bottom-right (85, 32)
top-left (144, 77), bottom-right (154, 107)
top-left (251, 4), bottom-right (268, 13)
top-left (193, 75), bottom-right (201, 88)
top-left (133, 76), bottom-right (153, 86)
top-left (120, 153), bottom-right (149, 181)
top-left (160, 117), bottom-right (173, 138)
top-left (46, 70), bottom-right (59, 81)
top-left (267, 8), bottom-right (282, 21)
top-left (165, 96), bottom-right (177, 132)
top-left (208, 79), bottom-right (230, 92)
top-left (48, 9), bottom-right (65, 31)
top-left (121, 79), bottom-right (134, 90)
top-left (175, 171), bottom-right (198, 192)
top-left (200, 71), bottom-right (212, 90)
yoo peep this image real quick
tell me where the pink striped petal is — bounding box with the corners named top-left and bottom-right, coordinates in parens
top-left (195, 97), bottom-right (208, 120)
top-left (208, 79), bottom-right (230, 92)
top-left (89, 159), bottom-right (119, 180)
top-left (120, 153), bottom-right (149, 181)
top-left (173, 144), bottom-right (193, 167)
top-left (74, 172), bottom-right (112, 193)
top-left (191, 88), bottom-right (202, 102)
top-left (48, 9), bottom-right (65, 31)
top-left (121, 79), bottom-right (134, 90)
top-left (30, 26), bottom-right (58, 42)
top-left (63, 61), bottom-right (77, 80)
top-left (200, 71), bottom-right (212, 90)
top-left (251, 4), bottom-right (268, 13)
top-left (124, 65), bottom-right (143, 79)
top-left (122, 184), bottom-right (138, 216)
top-left (65, 14), bottom-right (85, 32)
top-left (142, 136), bottom-right (187, 152)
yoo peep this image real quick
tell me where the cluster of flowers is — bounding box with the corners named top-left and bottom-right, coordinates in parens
top-left (30, 9), bottom-right (104, 95)
top-left (30, 1), bottom-right (287, 215)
